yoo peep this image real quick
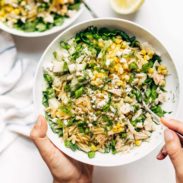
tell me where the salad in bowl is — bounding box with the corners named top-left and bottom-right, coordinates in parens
top-left (34, 18), bottom-right (180, 166)
top-left (0, 0), bottom-right (83, 36)
top-left (42, 26), bottom-right (168, 158)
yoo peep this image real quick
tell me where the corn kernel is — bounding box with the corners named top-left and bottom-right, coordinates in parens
top-left (141, 49), bottom-right (146, 55)
top-left (115, 38), bottom-right (122, 44)
top-left (114, 57), bottom-right (119, 63)
top-left (14, 8), bottom-right (21, 15)
top-left (124, 96), bottom-right (133, 103)
top-left (135, 140), bottom-right (142, 146)
top-left (112, 123), bottom-right (124, 133)
top-left (5, 6), bottom-right (13, 12)
top-left (161, 69), bottom-right (168, 75)
top-left (148, 68), bottom-right (154, 74)
top-left (144, 55), bottom-right (149, 61)
top-left (158, 65), bottom-right (168, 75)
top-left (148, 51), bottom-right (154, 58)
top-left (98, 41), bottom-right (104, 48)
top-left (0, 0), bottom-right (5, 6)
top-left (121, 42), bottom-right (127, 49)
top-left (123, 63), bottom-right (129, 70)
top-left (117, 80), bottom-right (123, 86)
top-left (90, 144), bottom-right (97, 151)
top-left (0, 9), bottom-right (5, 17)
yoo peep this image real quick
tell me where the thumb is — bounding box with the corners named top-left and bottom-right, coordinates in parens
top-left (164, 129), bottom-right (183, 173)
top-left (30, 115), bottom-right (60, 165)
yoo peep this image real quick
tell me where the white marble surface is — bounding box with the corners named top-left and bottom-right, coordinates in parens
top-left (1, 0), bottom-right (183, 183)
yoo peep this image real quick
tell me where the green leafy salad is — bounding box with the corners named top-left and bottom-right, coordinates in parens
top-left (42, 26), bottom-right (168, 158)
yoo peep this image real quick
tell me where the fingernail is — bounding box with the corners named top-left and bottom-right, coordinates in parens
top-left (162, 147), bottom-right (167, 154)
top-left (164, 129), bottom-right (174, 141)
top-left (161, 117), bottom-right (173, 123)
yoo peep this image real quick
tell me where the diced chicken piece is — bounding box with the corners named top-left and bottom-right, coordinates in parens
top-left (48, 98), bottom-right (60, 109)
top-left (135, 132), bottom-right (149, 140)
top-left (136, 122), bottom-right (143, 128)
top-left (108, 89), bottom-right (122, 97)
top-left (157, 92), bottom-right (166, 103)
top-left (123, 49), bottom-right (131, 55)
top-left (153, 73), bottom-right (165, 85)
top-left (120, 103), bottom-right (133, 114)
top-left (136, 73), bottom-right (147, 85)
top-left (97, 99), bottom-right (108, 108)
top-left (68, 64), bottom-right (76, 73)
top-left (115, 138), bottom-right (123, 152)
top-left (127, 131), bottom-right (135, 140)
top-left (141, 42), bottom-right (155, 54)
top-left (53, 61), bottom-right (64, 73)
top-left (144, 117), bottom-right (156, 131)
top-left (44, 13), bottom-right (54, 23)
top-left (60, 92), bottom-right (69, 104)
top-left (120, 58), bottom-right (127, 63)
top-left (76, 63), bottom-right (86, 72)
top-left (116, 50), bottom-right (123, 57)
top-left (53, 77), bottom-right (61, 87)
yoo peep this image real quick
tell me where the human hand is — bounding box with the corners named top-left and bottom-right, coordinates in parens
top-left (30, 115), bottom-right (93, 183)
top-left (157, 118), bottom-right (183, 183)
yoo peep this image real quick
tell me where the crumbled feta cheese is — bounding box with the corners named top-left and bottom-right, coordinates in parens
top-left (48, 98), bottom-right (60, 109)
top-left (105, 59), bottom-right (111, 66)
top-left (120, 58), bottom-right (127, 63)
top-left (108, 89), bottom-right (122, 97)
top-left (53, 61), bottom-right (64, 73)
top-left (136, 122), bottom-right (143, 128)
top-left (123, 49), bottom-right (131, 55)
top-left (120, 103), bottom-right (133, 114)
top-left (68, 64), bottom-right (76, 73)
top-left (116, 50), bottom-right (123, 57)
top-left (44, 14), bottom-right (54, 23)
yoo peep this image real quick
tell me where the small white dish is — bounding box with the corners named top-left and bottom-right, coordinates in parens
top-left (0, 6), bottom-right (83, 37)
top-left (33, 18), bottom-right (180, 167)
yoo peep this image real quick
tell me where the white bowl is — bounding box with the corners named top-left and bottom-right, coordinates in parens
top-left (33, 18), bottom-right (180, 167)
top-left (0, 6), bottom-right (83, 37)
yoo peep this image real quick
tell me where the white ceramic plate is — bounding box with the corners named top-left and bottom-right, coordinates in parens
top-left (0, 5), bottom-right (83, 37)
top-left (33, 18), bottom-right (180, 167)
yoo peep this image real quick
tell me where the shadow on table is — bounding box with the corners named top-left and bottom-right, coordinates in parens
top-left (93, 147), bottom-right (174, 183)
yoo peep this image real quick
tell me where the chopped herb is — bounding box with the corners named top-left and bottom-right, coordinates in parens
top-left (65, 140), bottom-right (78, 151)
top-left (129, 62), bottom-right (138, 71)
top-left (88, 151), bottom-right (96, 158)
top-left (75, 87), bottom-right (84, 98)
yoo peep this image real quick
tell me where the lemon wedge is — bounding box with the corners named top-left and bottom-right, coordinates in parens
top-left (110, 0), bottom-right (145, 14)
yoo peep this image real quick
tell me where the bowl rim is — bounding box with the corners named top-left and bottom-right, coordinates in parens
top-left (33, 17), bottom-right (181, 167)
top-left (0, 5), bottom-right (84, 37)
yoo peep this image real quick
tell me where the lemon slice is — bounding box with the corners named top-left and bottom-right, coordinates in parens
top-left (110, 0), bottom-right (145, 14)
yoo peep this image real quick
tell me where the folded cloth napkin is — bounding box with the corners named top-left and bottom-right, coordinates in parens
top-left (0, 30), bottom-right (37, 153)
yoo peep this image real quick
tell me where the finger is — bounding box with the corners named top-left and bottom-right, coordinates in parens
top-left (161, 118), bottom-right (183, 135)
top-left (164, 129), bottom-right (183, 171)
top-left (30, 116), bottom-right (54, 157)
top-left (156, 145), bottom-right (168, 160)
top-left (30, 115), bottom-right (76, 177)
top-left (30, 116), bottom-right (63, 165)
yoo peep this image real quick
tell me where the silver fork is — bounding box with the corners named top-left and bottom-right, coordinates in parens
top-left (82, 0), bottom-right (99, 18)
top-left (142, 101), bottom-right (183, 139)
top-left (142, 101), bottom-right (161, 124)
